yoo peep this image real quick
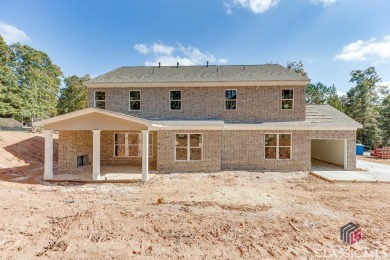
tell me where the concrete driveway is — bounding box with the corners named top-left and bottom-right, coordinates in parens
top-left (311, 159), bottom-right (390, 182)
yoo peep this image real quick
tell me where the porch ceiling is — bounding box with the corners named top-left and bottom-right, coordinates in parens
top-left (33, 108), bottom-right (152, 130)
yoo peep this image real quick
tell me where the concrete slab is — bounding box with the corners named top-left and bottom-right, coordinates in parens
top-left (311, 159), bottom-right (390, 182)
top-left (48, 166), bottom-right (157, 182)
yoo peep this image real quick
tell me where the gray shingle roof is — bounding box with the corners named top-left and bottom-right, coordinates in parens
top-left (87, 64), bottom-right (309, 84)
top-left (247, 105), bottom-right (360, 128)
top-left (305, 104), bottom-right (362, 128)
top-left (151, 105), bottom-right (362, 129)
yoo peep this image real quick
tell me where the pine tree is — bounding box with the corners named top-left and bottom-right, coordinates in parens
top-left (343, 67), bottom-right (383, 147)
top-left (380, 94), bottom-right (390, 145)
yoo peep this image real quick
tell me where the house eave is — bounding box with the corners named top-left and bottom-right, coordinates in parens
top-left (85, 80), bottom-right (309, 88)
top-left (32, 107), bottom-right (154, 128)
top-left (149, 124), bottom-right (360, 131)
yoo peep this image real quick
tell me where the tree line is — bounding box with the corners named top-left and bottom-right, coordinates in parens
top-left (0, 35), bottom-right (89, 124)
top-left (0, 37), bottom-right (388, 147)
top-left (288, 61), bottom-right (390, 148)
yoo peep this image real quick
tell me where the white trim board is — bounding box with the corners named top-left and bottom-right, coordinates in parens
top-left (148, 124), bottom-right (360, 131)
top-left (85, 80), bottom-right (309, 88)
top-left (33, 107), bottom-right (155, 127)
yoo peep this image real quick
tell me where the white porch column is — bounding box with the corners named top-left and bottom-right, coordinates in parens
top-left (44, 130), bottom-right (54, 179)
top-left (92, 130), bottom-right (101, 180)
top-left (142, 130), bottom-right (149, 182)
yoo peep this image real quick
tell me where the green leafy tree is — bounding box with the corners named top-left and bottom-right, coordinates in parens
top-left (286, 62), bottom-right (344, 111)
top-left (379, 94), bottom-right (390, 145)
top-left (10, 43), bottom-right (63, 122)
top-left (57, 75), bottom-right (90, 114)
top-left (327, 89), bottom-right (344, 112)
top-left (343, 67), bottom-right (384, 147)
top-left (306, 82), bottom-right (343, 111)
top-left (306, 82), bottom-right (331, 104)
top-left (287, 61), bottom-right (308, 77)
top-left (0, 36), bottom-right (22, 118)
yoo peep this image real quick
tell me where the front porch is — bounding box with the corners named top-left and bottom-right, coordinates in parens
top-left (48, 166), bottom-right (158, 182)
top-left (33, 108), bottom-right (160, 182)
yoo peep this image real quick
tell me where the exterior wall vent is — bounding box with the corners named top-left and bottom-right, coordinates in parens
top-left (77, 155), bottom-right (88, 167)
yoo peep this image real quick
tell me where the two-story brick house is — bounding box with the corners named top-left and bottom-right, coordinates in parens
top-left (34, 64), bottom-right (362, 181)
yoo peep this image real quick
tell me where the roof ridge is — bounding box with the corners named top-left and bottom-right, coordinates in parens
top-left (86, 63), bottom-right (309, 84)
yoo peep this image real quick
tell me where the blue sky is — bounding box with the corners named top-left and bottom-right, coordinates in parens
top-left (0, 0), bottom-right (389, 93)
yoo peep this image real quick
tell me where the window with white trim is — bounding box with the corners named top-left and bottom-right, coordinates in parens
top-left (225, 90), bottom-right (237, 110)
top-left (282, 90), bottom-right (293, 109)
top-left (129, 91), bottom-right (141, 110)
top-left (265, 133), bottom-right (291, 160)
top-left (175, 133), bottom-right (203, 161)
top-left (170, 91), bottom-right (181, 110)
top-left (114, 133), bottom-right (153, 157)
top-left (94, 91), bottom-right (105, 109)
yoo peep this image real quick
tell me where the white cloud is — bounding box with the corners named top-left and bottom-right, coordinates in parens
top-left (335, 36), bottom-right (390, 62)
top-left (336, 89), bottom-right (346, 96)
top-left (224, 0), bottom-right (278, 14)
top-left (310, 0), bottom-right (338, 7)
top-left (134, 42), bottom-right (228, 66)
top-left (0, 21), bottom-right (30, 44)
top-left (152, 43), bottom-right (174, 56)
top-left (378, 81), bottom-right (390, 87)
top-left (133, 44), bottom-right (149, 54)
top-left (218, 58), bottom-right (228, 64)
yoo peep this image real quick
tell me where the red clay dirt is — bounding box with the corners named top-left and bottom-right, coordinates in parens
top-left (0, 131), bottom-right (58, 184)
top-left (0, 131), bottom-right (389, 259)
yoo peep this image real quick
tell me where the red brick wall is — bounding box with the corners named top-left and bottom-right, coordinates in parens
top-left (88, 86), bottom-right (306, 122)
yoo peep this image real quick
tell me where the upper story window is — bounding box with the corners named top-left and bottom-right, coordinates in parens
top-left (265, 133), bottom-right (292, 160)
top-left (94, 91), bottom-right (105, 109)
top-left (175, 133), bottom-right (203, 161)
top-left (282, 90), bottom-right (293, 109)
top-left (225, 90), bottom-right (237, 110)
top-left (170, 91), bottom-right (181, 110)
top-left (129, 91), bottom-right (141, 110)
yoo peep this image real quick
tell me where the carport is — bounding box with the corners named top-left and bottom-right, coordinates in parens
top-left (311, 139), bottom-right (347, 170)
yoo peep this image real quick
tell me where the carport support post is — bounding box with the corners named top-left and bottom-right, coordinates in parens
top-left (92, 130), bottom-right (101, 180)
top-left (44, 130), bottom-right (54, 180)
top-left (142, 130), bottom-right (149, 182)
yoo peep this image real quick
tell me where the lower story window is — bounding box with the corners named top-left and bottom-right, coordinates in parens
top-left (114, 133), bottom-right (153, 157)
top-left (175, 133), bottom-right (203, 161)
top-left (265, 133), bottom-right (291, 160)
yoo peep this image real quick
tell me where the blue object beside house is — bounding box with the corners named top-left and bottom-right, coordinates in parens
top-left (356, 144), bottom-right (364, 155)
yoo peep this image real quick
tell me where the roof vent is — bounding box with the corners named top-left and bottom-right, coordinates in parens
top-left (206, 61), bottom-right (209, 67)
top-left (158, 62), bottom-right (161, 68)
top-left (176, 62), bottom-right (179, 68)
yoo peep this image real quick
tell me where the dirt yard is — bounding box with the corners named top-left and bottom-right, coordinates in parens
top-left (0, 131), bottom-right (390, 259)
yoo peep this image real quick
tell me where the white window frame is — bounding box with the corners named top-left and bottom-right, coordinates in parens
top-left (169, 90), bottom-right (182, 110)
top-left (94, 91), bottom-right (106, 109)
top-left (281, 89), bottom-right (294, 110)
top-left (114, 132), bottom-right (153, 157)
top-left (174, 133), bottom-right (203, 161)
top-left (129, 90), bottom-right (141, 111)
top-left (225, 89), bottom-right (237, 110)
top-left (264, 133), bottom-right (292, 160)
